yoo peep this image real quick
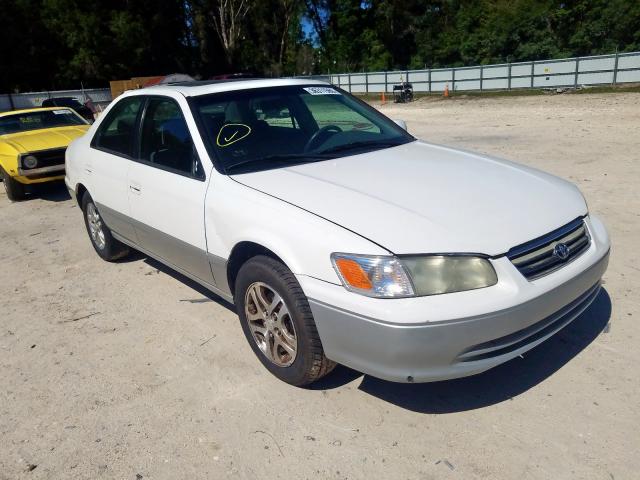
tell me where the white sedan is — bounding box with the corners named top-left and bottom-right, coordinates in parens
top-left (65, 79), bottom-right (610, 385)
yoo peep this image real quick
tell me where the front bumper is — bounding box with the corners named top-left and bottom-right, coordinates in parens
top-left (299, 215), bottom-right (610, 383)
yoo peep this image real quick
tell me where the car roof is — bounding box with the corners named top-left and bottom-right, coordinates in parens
top-left (123, 78), bottom-right (330, 98)
top-left (0, 107), bottom-right (74, 118)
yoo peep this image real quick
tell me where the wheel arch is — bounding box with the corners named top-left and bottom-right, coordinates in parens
top-left (225, 241), bottom-right (289, 297)
top-left (75, 182), bottom-right (88, 207)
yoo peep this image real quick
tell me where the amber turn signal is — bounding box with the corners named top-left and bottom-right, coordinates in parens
top-left (334, 258), bottom-right (373, 290)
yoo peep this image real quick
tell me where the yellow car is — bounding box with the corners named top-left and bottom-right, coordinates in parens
top-left (0, 107), bottom-right (90, 201)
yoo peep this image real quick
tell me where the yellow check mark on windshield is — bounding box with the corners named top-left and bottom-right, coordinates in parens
top-left (224, 131), bottom-right (238, 142)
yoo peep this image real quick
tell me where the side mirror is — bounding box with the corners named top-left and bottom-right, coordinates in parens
top-left (393, 119), bottom-right (407, 131)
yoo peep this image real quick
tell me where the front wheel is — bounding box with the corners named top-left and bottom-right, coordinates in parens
top-left (81, 192), bottom-right (130, 261)
top-left (1, 168), bottom-right (26, 201)
top-left (235, 255), bottom-right (336, 386)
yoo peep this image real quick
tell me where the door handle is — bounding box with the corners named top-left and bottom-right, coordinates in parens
top-left (129, 182), bottom-right (142, 195)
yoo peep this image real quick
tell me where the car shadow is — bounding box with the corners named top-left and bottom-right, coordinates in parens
top-left (312, 288), bottom-right (612, 413)
top-left (142, 255), bottom-right (237, 313)
top-left (29, 181), bottom-right (71, 202)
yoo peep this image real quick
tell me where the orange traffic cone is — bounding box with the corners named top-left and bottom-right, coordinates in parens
top-left (444, 82), bottom-right (450, 98)
top-left (381, 91), bottom-right (386, 104)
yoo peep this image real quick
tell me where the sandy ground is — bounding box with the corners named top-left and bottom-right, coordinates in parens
top-left (1, 92), bottom-right (639, 480)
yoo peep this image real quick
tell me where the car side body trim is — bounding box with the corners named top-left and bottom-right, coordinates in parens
top-left (95, 202), bottom-right (138, 245)
top-left (96, 201), bottom-right (215, 286)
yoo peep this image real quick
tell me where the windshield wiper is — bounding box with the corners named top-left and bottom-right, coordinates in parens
top-left (316, 140), bottom-right (404, 155)
top-left (225, 153), bottom-right (332, 173)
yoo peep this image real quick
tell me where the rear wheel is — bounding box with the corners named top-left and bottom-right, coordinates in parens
top-left (81, 192), bottom-right (130, 261)
top-left (235, 255), bottom-right (336, 386)
top-left (1, 168), bottom-right (26, 201)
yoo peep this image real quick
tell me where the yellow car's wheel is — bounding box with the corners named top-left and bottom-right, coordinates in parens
top-left (1, 168), bottom-right (26, 202)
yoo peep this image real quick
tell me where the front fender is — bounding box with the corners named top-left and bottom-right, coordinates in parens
top-left (205, 175), bottom-right (390, 285)
top-left (0, 142), bottom-right (19, 176)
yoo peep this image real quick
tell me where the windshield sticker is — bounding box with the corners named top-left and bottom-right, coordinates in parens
top-left (217, 123), bottom-right (252, 147)
top-left (303, 87), bottom-right (340, 95)
top-left (53, 109), bottom-right (72, 115)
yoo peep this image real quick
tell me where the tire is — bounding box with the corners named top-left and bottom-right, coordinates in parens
top-left (235, 255), bottom-right (336, 386)
top-left (81, 191), bottom-right (130, 261)
top-left (1, 168), bottom-right (26, 201)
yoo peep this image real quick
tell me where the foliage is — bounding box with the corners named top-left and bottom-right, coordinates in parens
top-left (1, 0), bottom-right (639, 91)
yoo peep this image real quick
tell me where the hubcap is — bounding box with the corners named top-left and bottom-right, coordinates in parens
top-left (244, 282), bottom-right (297, 367)
top-left (86, 203), bottom-right (106, 250)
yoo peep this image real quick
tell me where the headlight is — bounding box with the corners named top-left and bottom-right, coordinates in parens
top-left (22, 155), bottom-right (38, 169)
top-left (401, 255), bottom-right (497, 295)
top-left (332, 253), bottom-right (497, 298)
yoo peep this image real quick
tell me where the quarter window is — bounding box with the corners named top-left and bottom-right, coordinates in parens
top-left (92, 97), bottom-right (143, 157)
top-left (140, 98), bottom-right (200, 177)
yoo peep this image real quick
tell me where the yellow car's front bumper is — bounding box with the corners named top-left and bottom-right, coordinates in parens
top-left (13, 173), bottom-right (66, 185)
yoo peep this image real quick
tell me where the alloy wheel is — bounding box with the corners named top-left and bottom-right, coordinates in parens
top-left (86, 203), bottom-right (106, 250)
top-left (244, 282), bottom-right (298, 367)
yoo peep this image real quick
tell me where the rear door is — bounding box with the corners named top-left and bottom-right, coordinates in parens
top-left (127, 95), bottom-right (214, 284)
top-left (87, 96), bottom-right (144, 242)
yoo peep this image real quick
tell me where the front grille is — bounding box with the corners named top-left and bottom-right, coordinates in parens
top-left (507, 217), bottom-right (590, 280)
top-left (456, 282), bottom-right (600, 363)
top-left (21, 147), bottom-right (66, 170)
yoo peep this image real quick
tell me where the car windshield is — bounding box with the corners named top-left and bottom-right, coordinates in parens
top-left (191, 85), bottom-right (414, 173)
top-left (0, 109), bottom-right (87, 135)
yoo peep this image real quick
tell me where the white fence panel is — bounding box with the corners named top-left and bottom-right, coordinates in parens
top-left (483, 78), bottom-right (509, 89)
top-left (618, 54), bottom-right (640, 69)
top-left (455, 80), bottom-right (481, 91)
top-left (534, 60), bottom-right (576, 75)
top-left (534, 73), bottom-right (575, 87)
top-left (431, 70), bottom-right (452, 81)
top-left (580, 56), bottom-right (615, 72)
top-left (483, 65), bottom-right (509, 78)
top-left (579, 72), bottom-right (614, 84)
top-left (617, 69), bottom-right (640, 82)
top-left (455, 68), bottom-right (480, 80)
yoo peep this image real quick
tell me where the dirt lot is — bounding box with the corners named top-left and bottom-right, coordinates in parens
top-left (1, 92), bottom-right (639, 480)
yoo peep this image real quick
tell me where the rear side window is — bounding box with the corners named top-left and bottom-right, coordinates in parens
top-left (92, 97), bottom-right (144, 157)
top-left (139, 97), bottom-right (201, 177)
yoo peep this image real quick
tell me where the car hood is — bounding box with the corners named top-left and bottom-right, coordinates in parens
top-left (231, 141), bottom-right (587, 256)
top-left (0, 125), bottom-right (89, 154)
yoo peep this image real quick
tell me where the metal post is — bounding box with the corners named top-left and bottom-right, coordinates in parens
top-left (613, 52), bottom-right (619, 85)
top-left (384, 71), bottom-right (388, 94)
top-left (480, 65), bottom-right (484, 92)
top-left (452, 67), bottom-right (455, 91)
top-left (428, 69), bottom-right (431, 94)
top-left (530, 61), bottom-right (535, 88)
top-left (8, 92), bottom-right (15, 111)
top-left (348, 72), bottom-right (351, 93)
top-left (507, 63), bottom-right (512, 91)
top-left (574, 57), bottom-right (580, 88)
top-left (365, 72), bottom-right (369, 94)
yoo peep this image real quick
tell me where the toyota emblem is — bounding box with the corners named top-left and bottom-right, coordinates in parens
top-left (553, 242), bottom-right (570, 260)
